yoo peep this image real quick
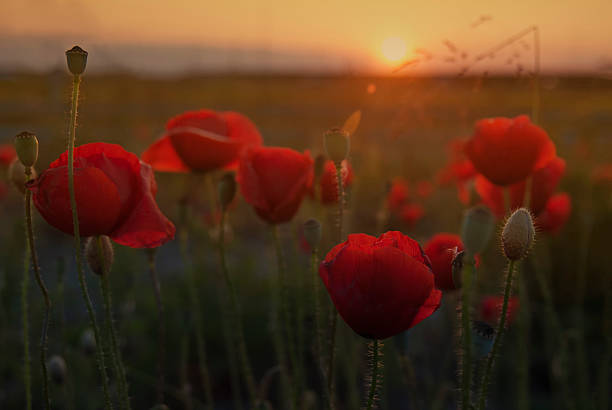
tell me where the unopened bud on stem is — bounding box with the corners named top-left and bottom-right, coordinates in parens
top-left (85, 236), bottom-right (114, 276)
top-left (324, 127), bottom-right (350, 164)
top-left (48, 355), bottom-right (67, 384)
top-left (502, 208), bottom-right (535, 261)
top-left (14, 131), bottom-right (38, 168)
top-left (218, 173), bottom-right (237, 211)
top-left (303, 218), bottom-right (322, 250)
top-left (66, 46), bottom-right (88, 75)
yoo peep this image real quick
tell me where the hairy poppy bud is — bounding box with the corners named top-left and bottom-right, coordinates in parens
top-left (303, 218), bottom-right (322, 250)
top-left (472, 320), bottom-right (495, 359)
top-left (14, 131), bottom-right (38, 168)
top-left (48, 355), bottom-right (67, 384)
top-left (8, 160), bottom-right (36, 194)
top-left (461, 205), bottom-right (495, 257)
top-left (66, 45), bottom-right (88, 75)
top-left (218, 172), bottom-right (237, 211)
top-left (314, 154), bottom-right (327, 181)
top-left (502, 208), bottom-right (535, 261)
top-left (80, 328), bottom-right (96, 356)
top-left (85, 236), bottom-right (114, 276)
top-left (324, 127), bottom-right (350, 164)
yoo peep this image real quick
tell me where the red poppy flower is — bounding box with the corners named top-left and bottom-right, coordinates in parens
top-left (387, 177), bottom-right (410, 211)
top-left (536, 193), bottom-right (571, 234)
top-left (29, 143), bottom-right (175, 248)
top-left (476, 156), bottom-right (566, 219)
top-left (319, 231), bottom-right (442, 339)
top-left (480, 296), bottom-right (519, 325)
top-left (400, 203), bottom-right (425, 227)
top-left (319, 160), bottom-right (353, 205)
top-left (424, 233), bottom-right (464, 291)
top-left (0, 144), bottom-right (16, 168)
top-left (237, 146), bottom-right (313, 225)
top-left (416, 180), bottom-right (434, 199)
top-left (142, 109), bottom-right (262, 173)
top-left (465, 115), bottom-right (556, 186)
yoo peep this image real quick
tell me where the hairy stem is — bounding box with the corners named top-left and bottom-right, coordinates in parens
top-left (219, 210), bottom-right (258, 407)
top-left (366, 339), bottom-right (383, 410)
top-left (517, 273), bottom-right (529, 410)
top-left (460, 261), bottom-right (474, 410)
top-left (311, 249), bottom-right (327, 398)
top-left (24, 171), bottom-right (52, 410)
top-left (22, 233), bottom-right (32, 410)
top-left (67, 73), bottom-right (113, 410)
top-left (478, 260), bottom-right (516, 410)
top-left (147, 249), bottom-right (166, 405)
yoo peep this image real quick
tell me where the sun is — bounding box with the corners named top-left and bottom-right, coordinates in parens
top-left (381, 37), bottom-right (407, 63)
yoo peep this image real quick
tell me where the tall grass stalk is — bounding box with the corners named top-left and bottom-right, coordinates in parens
top-left (66, 72), bottom-right (113, 410)
top-left (24, 165), bottom-right (52, 409)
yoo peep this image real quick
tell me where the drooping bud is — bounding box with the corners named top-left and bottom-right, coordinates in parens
top-left (501, 207), bottom-right (535, 261)
top-left (324, 127), bottom-right (350, 164)
top-left (48, 355), bottom-right (67, 384)
top-left (85, 236), bottom-right (114, 276)
top-left (314, 154), bottom-right (327, 182)
top-left (472, 320), bottom-right (495, 359)
top-left (13, 131), bottom-right (38, 168)
top-left (302, 218), bottom-right (322, 250)
top-left (461, 205), bottom-right (495, 258)
top-left (80, 328), bottom-right (96, 356)
top-left (8, 160), bottom-right (37, 194)
top-left (66, 45), bottom-right (88, 75)
top-left (218, 172), bottom-right (237, 211)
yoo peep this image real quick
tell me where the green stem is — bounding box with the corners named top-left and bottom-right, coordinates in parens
top-left (67, 73), bottom-right (113, 410)
top-left (147, 249), bottom-right (165, 405)
top-left (22, 232), bottom-right (32, 410)
top-left (599, 268), bottom-right (611, 410)
top-left (24, 172), bottom-right (52, 410)
top-left (311, 250), bottom-right (326, 395)
top-left (460, 261), bottom-right (474, 410)
top-left (98, 238), bottom-right (130, 410)
top-left (517, 273), bottom-right (529, 410)
top-left (366, 339), bottom-right (383, 410)
top-left (179, 206), bottom-right (214, 410)
top-left (272, 225), bottom-right (299, 409)
top-left (478, 260), bottom-right (516, 410)
top-left (219, 210), bottom-right (258, 407)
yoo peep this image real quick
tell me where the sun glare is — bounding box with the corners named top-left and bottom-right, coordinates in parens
top-left (381, 37), bottom-right (407, 63)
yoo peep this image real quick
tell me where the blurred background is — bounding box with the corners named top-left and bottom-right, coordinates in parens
top-left (0, 1), bottom-right (611, 409)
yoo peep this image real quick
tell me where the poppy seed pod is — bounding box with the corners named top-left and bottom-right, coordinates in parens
top-left (461, 205), bottom-right (495, 257)
top-left (65, 46), bottom-right (88, 75)
top-left (472, 320), bottom-right (495, 359)
top-left (218, 173), bottom-right (237, 211)
top-left (85, 236), bottom-right (114, 276)
top-left (14, 131), bottom-right (38, 168)
top-left (324, 127), bottom-right (350, 164)
top-left (47, 355), bottom-right (67, 384)
top-left (502, 208), bottom-right (535, 261)
top-left (302, 218), bottom-right (322, 250)
top-left (9, 160), bottom-right (36, 194)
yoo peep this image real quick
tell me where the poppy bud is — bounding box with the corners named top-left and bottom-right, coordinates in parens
top-left (314, 154), bottom-right (327, 181)
top-left (65, 45), bottom-right (88, 75)
top-left (501, 208), bottom-right (535, 261)
top-left (302, 218), bottom-right (322, 250)
top-left (472, 320), bottom-right (495, 359)
top-left (218, 172), bottom-right (237, 211)
top-left (461, 205), bottom-right (495, 258)
top-left (80, 328), bottom-right (96, 356)
top-left (85, 236), bottom-right (114, 276)
top-left (8, 160), bottom-right (36, 194)
top-left (324, 127), bottom-right (350, 164)
top-left (13, 131), bottom-right (38, 168)
top-left (48, 355), bottom-right (67, 384)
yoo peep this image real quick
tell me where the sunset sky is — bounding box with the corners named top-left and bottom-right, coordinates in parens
top-left (1, 0), bottom-right (610, 74)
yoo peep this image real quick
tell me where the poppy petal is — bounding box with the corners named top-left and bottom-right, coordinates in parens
top-left (141, 135), bottom-right (189, 172)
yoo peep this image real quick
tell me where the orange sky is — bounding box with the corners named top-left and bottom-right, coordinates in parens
top-left (1, 0), bottom-right (611, 74)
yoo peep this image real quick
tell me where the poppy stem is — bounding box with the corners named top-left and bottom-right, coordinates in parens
top-left (460, 259), bottom-right (474, 410)
top-left (22, 229), bottom-right (32, 410)
top-left (66, 73), bottom-right (114, 410)
top-left (178, 204), bottom-right (214, 410)
top-left (24, 166), bottom-right (52, 410)
top-left (146, 248), bottom-right (166, 405)
top-left (365, 339), bottom-right (383, 410)
top-left (218, 210), bottom-right (258, 407)
top-left (516, 272), bottom-right (529, 410)
top-left (97, 237), bottom-right (131, 410)
top-left (311, 248), bottom-right (327, 400)
top-left (477, 260), bottom-right (516, 410)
